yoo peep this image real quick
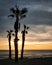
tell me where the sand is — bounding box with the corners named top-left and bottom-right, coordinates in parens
top-left (0, 57), bottom-right (52, 65)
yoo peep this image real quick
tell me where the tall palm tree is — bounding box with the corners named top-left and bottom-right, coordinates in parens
top-left (7, 30), bottom-right (13, 59)
top-left (21, 25), bottom-right (29, 59)
top-left (8, 5), bottom-right (28, 62)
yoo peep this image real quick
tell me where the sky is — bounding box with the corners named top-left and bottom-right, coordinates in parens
top-left (0, 0), bottom-right (52, 50)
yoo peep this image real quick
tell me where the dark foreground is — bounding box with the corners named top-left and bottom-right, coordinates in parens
top-left (0, 57), bottom-right (52, 65)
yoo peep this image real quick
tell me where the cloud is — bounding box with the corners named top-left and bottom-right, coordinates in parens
top-left (20, 3), bottom-right (52, 25)
top-left (25, 25), bottom-right (52, 42)
top-left (0, 0), bottom-right (52, 43)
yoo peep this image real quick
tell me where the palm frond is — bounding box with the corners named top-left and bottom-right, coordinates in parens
top-left (21, 8), bottom-right (28, 15)
top-left (7, 30), bottom-right (9, 33)
top-left (10, 30), bottom-right (13, 33)
top-left (27, 27), bottom-right (29, 29)
top-left (24, 25), bottom-right (26, 29)
top-left (20, 15), bottom-right (26, 19)
top-left (15, 5), bottom-right (20, 14)
top-left (25, 31), bottom-right (28, 34)
top-left (10, 8), bottom-right (15, 14)
top-left (8, 14), bottom-right (14, 17)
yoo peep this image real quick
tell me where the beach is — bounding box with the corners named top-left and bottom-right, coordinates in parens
top-left (0, 50), bottom-right (52, 65)
top-left (0, 57), bottom-right (52, 65)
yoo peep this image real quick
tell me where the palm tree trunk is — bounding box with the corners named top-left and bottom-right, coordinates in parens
top-left (14, 31), bottom-right (18, 62)
top-left (9, 38), bottom-right (11, 59)
top-left (14, 16), bottom-right (19, 62)
top-left (21, 32), bottom-right (25, 59)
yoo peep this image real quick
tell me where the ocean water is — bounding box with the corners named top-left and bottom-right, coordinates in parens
top-left (0, 50), bottom-right (52, 59)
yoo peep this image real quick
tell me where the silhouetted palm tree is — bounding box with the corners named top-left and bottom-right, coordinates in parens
top-left (8, 5), bottom-right (28, 62)
top-left (21, 25), bottom-right (29, 59)
top-left (7, 30), bottom-right (13, 59)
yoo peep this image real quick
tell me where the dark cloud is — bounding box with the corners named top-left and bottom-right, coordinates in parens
top-left (0, 0), bottom-right (52, 42)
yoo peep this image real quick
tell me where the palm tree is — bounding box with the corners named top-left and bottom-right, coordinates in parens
top-left (7, 30), bottom-right (13, 59)
top-left (8, 5), bottom-right (28, 62)
top-left (21, 25), bottom-right (29, 59)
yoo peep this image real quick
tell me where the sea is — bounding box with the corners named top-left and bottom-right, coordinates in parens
top-left (0, 50), bottom-right (52, 59)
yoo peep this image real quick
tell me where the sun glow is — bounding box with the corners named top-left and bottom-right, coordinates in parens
top-left (11, 41), bottom-right (14, 45)
top-left (0, 37), bottom-right (52, 50)
top-left (11, 40), bottom-right (52, 45)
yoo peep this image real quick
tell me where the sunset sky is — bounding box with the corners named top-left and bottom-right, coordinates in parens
top-left (0, 0), bottom-right (52, 50)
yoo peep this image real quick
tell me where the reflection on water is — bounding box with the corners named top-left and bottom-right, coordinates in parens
top-left (0, 50), bottom-right (52, 59)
